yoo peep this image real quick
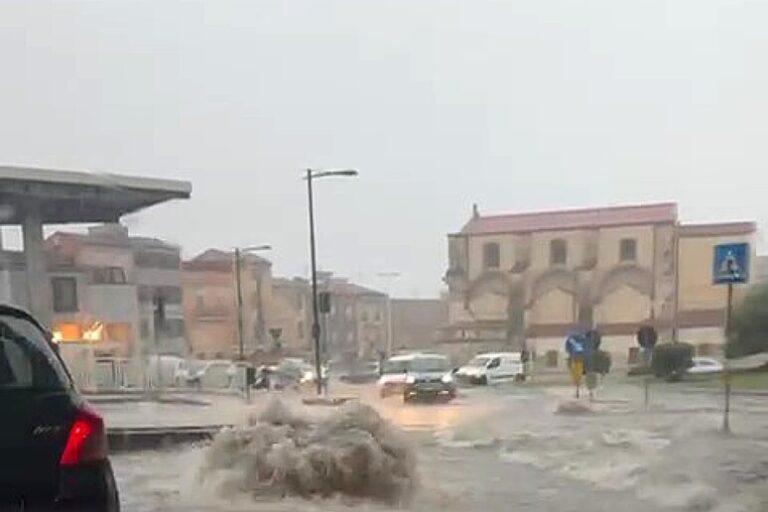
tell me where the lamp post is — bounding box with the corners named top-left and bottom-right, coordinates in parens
top-left (306, 168), bottom-right (358, 395)
top-left (376, 271), bottom-right (401, 356)
top-left (234, 245), bottom-right (272, 360)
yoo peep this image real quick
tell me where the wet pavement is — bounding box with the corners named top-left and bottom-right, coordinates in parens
top-left (111, 379), bottom-right (768, 511)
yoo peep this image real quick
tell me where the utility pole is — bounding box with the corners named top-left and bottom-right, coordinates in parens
top-left (304, 168), bottom-right (359, 395)
top-left (233, 245), bottom-right (272, 361)
top-left (235, 247), bottom-right (245, 360)
top-left (376, 271), bottom-right (400, 355)
top-left (307, 169), bottom-right (322, 395)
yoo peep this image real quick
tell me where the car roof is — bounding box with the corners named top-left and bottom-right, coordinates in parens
top-left (388, 352), bottom-right (447, 362)
top-left (473, 352), bottom-right (521, 359)
top-left (0, 303), bottom-right (46, 333)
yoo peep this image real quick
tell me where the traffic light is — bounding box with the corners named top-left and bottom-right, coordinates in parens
top-left (319, 292), bottom-right (331, 313)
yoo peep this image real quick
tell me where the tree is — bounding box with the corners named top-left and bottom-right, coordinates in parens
top-left (726, 283), bottom-right (768, 359)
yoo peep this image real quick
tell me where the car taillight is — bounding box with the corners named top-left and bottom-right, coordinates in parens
top-left (59, 405), bottom-right (107, 466)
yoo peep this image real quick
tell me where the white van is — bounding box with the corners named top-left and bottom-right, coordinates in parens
top-left (455, 352), bottom-right (524, 385)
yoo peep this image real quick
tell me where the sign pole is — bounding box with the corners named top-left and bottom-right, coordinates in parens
top-left (712, 242), bottom-right (749, 434)
top-left (723, 281), bottom-right (734, 433)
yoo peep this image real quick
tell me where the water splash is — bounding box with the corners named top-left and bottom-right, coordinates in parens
top-left (197, 399), bottom-right (417, 504)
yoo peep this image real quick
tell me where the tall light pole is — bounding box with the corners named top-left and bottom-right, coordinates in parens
top-left (306, 168), bottom-right (358, 395)
top-left (234, 245), bottom-right (272, 360)
top-left (377, 271), bottom-right (401, 355)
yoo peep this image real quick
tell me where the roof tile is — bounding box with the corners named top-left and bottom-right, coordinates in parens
top-left (461, 203), bottom-right (678, 235)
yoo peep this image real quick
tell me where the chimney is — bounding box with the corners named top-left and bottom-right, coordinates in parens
top-left (472, 203), bottom-right (480, 219)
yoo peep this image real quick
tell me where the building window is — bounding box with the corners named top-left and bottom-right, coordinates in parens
top-left (483, 242), bottom-right (500, 269)
top-left (297, 321), bottom-right (304, 338)
top-left (165, 319), bottom-right (184, 338)
top-left (140, 319), bottom-right (151, 339)
top-left (550, 239), bottom-right (567, 266)
top-left (51, 277), bottom-right (78, 313)
top-left (93, 267), bottom-right (126, 285)
top-left (134, 251), bottom-right (180, 269)
top-left (620, 238), bottom-right (637, 262)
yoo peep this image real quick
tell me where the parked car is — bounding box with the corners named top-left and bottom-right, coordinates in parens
top-left (339, 361), bottom-right (380, 384)
top-left (687, 357), bottom-right (724, 375)
top-left (179, 359), bottom-right (233, 389)
top-left (378, 353), bottom-right (456, 402)
top-left (266, 358), bottom-right (312, 389)
top-left (0, 304), bottom-right (120, 510)
top-left (454, 352), bottom-right (525, 385)
top-left (299, 364), bottom-right (329, 386)
top-left (146, 355), bottom-right (186, 388)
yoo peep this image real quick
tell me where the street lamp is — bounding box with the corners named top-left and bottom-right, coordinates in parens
top-left (306, 168), bottom-right (359, 395)
top-left (234, 244), bottom-right (272, 360)
top-left (377, 271), bottom-right (401, 356)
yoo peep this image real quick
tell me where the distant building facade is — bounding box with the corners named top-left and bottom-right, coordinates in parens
top-left (182, 249), bottom-right (272, 359)
top-left (755, 255), bottom-right (768, 284)
top-left (390, 298), bottom-right (448, 352)
top-left (0, 224), bottom-right (185, 358)
top-left (45, 224), bottom-right (186, 357)
top-left (318, 272), bottom-right (387, 360)
top-left (443, 203), bottom-right (756, 362)
top-left (270, 277), bottom-right (312, 355)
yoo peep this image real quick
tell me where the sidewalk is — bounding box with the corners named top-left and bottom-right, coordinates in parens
top-left (92, 393), bottom-right (251, 430)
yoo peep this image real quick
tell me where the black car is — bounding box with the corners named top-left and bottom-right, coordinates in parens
top-left (0, 305), bottom-right (120, 511)
top-left (402, 355), bottom-right (457, 403)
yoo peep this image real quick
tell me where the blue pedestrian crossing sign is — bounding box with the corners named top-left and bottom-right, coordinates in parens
top-left (713, 243), bottom-right (750, 284)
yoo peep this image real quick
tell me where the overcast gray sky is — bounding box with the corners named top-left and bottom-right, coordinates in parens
top-left (0, 0), bottom-right (766, 297)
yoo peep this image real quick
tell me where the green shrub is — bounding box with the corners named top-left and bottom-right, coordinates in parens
top-left (651, 342), bottom-right (694, 379)
top-left (727, 284), bottom-right (768, 359)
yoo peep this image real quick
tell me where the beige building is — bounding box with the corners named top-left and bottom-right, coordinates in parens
top-left (317, 273), bottom-right (388, 361)
top-left (270, 277), bottom-right (312, 355)
top-left (443, 203), bottom-right (756, 363)
top-left (391, 298), bottom-right (448, 352)
top-left (182, 249), bottom-right (273, 359)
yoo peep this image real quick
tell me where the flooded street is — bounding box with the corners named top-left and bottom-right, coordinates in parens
top-left (111, 382), bottom-right (768, 511)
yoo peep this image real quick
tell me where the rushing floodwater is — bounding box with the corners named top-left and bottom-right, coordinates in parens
top-left (112, 381), bottom-right (768, 512)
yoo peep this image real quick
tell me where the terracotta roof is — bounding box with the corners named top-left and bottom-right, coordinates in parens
top-left (325, 279), bottom-right (385, 297)
top-left (273, 277), bottom-right (310, 289)
top-left (191, 248), bottom-right (271, 265)
top-left (46, 230), bottom-right (178, 251)
top-left (460, 203), bottom-right (678, 235)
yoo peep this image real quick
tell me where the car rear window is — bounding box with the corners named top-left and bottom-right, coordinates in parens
top-left (0, 315), bottom-right (70, 391)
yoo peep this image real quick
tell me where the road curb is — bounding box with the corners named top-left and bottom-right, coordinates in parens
top-left (108, 425), bottom-right (230, 453)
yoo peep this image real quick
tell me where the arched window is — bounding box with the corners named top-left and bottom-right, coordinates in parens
top-left (620, 238), bottom-right (637, 262)
top-left (483, 242), bottom-right (501, 269)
